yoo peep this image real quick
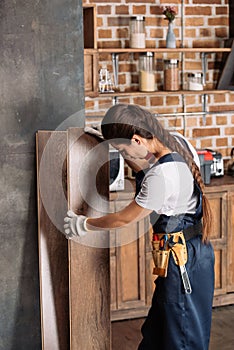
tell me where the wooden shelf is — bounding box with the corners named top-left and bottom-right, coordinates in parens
top-left (95, 89), bottom-right (229, 98)
top-left (85, 46), bottom-right (232, 98)
top-left (97, 47), bottom-right (231, 54)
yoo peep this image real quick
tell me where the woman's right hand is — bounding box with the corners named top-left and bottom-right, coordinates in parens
top-left (63, 210), bottom-right (88, 239)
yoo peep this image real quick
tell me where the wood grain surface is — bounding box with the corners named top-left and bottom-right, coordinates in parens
top-left (67, 128), bottom-right (110, 350)
top-left (36, 131), bottom-right (69, 350)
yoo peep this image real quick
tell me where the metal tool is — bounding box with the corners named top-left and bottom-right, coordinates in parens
top-left (179, 264), bottom-right (192, 294)
top-left (168, 233), bottom-right (192, 294)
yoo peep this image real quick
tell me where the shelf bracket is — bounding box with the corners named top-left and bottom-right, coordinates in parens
top-left (112, 96), bottom-right (118, 105)
top-left (201, 53), bottom-right (208, 125)
top-left (202, 93), bottom-right (208, 125)
top-left (201, 52), bottom-right (207, 86)
top-left (112, 53), bottom-right (119, 88)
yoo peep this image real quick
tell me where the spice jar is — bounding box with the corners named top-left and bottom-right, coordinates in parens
top-left (139, 52), bottom-right (155, 92)
top-left (130, 16), bottom-right (145, 49)
top-left (187, 73), bottom-right (203, 91)
top-left (163, 59), bottom-right (179, 91)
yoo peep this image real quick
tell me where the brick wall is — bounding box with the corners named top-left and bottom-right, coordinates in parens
top-left (83, 0), bottom-right (234, 161)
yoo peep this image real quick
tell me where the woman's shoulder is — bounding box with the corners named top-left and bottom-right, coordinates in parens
top-left (146, 154), bottom-right (192, 179)
top-left (148, 152), bottom-right (186, 172)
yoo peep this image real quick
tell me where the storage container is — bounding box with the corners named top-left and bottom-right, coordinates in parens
top-left (139, 52), bottom-right (155, 92)
top-left (187, 73), bottom-right (203, 91)
top-left (163, 59), bottom-right (179, 91)
top-left (130, 16), bottom-right (145, 48)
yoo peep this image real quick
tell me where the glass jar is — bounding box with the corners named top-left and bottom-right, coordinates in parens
top-left (187, 73), bottom-right (203, 90)
top-left (163, 59), bottom-right (179, 91)
top-left (139, 52), bottom-right (155, 92)
top-left (130, 16), bottom-right (145, 49)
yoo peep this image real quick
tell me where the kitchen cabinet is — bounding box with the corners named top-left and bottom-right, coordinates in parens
top-left (206, 176), bottom-right (234, 307)
top-left (109, 192), bottom-right (151, 321)
top-left (110, 176), bottom-right (234, 320)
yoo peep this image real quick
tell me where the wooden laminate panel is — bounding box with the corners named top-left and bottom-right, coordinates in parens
top-left (36, 131), bottom-right (69, 350)
top-left (67, 128), bottom-right (110, 350)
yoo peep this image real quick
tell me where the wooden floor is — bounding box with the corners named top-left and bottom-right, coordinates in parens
top-left (112, 304), bottom-right (234, 350)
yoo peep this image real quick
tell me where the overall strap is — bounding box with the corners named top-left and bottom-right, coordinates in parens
top-left (148, 153), bottom-right (203, 234)
top-left (154, 152), bottom-right (187, 166)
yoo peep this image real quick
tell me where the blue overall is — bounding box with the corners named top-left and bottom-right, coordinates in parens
top-left (136, 153), bottom-right (215, 350)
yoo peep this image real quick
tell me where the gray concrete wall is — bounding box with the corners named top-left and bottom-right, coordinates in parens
top-left (0, 1), bottom-right (84, 349)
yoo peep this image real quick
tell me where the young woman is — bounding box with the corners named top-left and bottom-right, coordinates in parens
top-left (64, 104), bottom-right (215, 350)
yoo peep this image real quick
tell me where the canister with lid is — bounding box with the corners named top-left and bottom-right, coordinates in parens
top-left (130, 16), bottom-right (145, 49)
top-left (139, 52), bottom-right (155, 92)
top-left (187, 73), bottom-right (203, 90)
top-left (163, 59), bottom-right (179, 91)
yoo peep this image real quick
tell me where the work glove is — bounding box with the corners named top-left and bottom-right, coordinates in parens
top-left (63, 210), bottom-right (88, 239)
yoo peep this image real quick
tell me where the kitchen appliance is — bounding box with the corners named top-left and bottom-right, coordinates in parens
top-left (109, 149), bottom-right (125, 191)
top-left (227, 148), bottom-right (234, 176)
top-left (197, 149), bottom-right (224, 184)
top-left (197, 150), bottom-right (213, 184)
top-left (206, 149), bottom-right (224, 177)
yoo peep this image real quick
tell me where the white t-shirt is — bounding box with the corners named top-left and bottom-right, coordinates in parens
top-left (135, 149), bottom-right (198, 216)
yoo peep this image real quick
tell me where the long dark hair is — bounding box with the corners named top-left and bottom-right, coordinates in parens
top-left (101, 104), bottom-right (212, 243)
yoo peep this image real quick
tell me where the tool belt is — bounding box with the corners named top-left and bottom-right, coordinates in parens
top-left (152, 221), bottom-right (202, 279)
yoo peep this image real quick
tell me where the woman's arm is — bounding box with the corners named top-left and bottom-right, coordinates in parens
top-left (86, 200), bottom-right (152, 231)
